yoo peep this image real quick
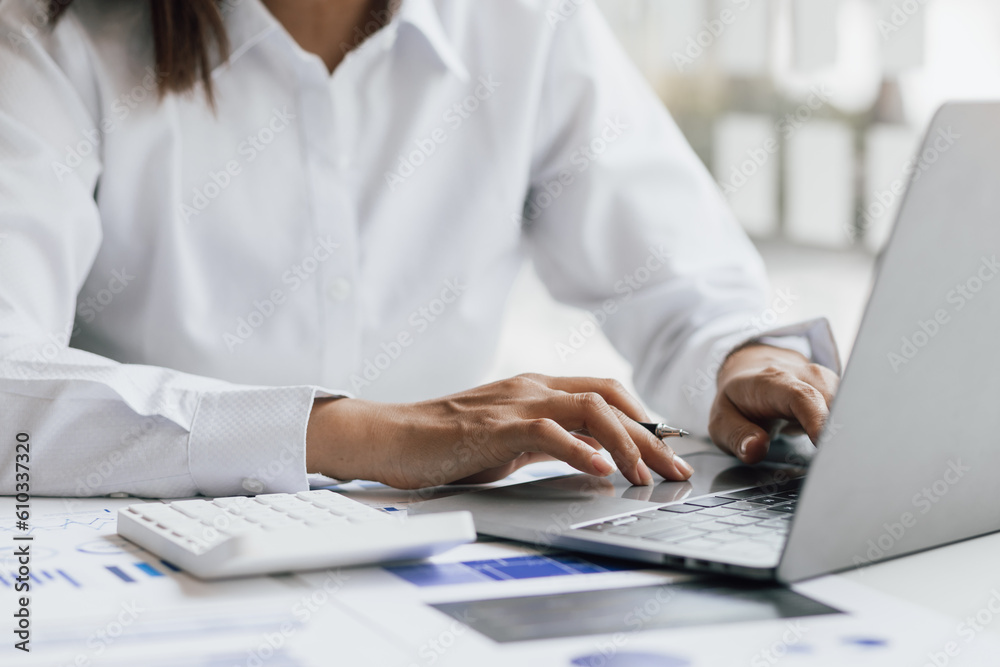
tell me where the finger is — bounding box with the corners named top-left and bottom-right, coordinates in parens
top-left (539, 392), bottom-right (647, 485)
top-left (610, 406), bottom-right (693, 481)
top-left (726, 372), bottom-right (831, 444)
top-left (571, 433), bottom-right (603, 450)
top-left (795, 363), bottom-right (840, 408)
top-left (533, 376), bottom-right (650, 423)
top-left (708, 394), bottom-right (771, 464)
top-left (511, 418), bottom-right (615, 478)
top-left (779, 379), bottom-right (830, 442)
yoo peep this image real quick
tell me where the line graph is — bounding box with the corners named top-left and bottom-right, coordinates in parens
top-left (0, 509), bottom-right (116, 535)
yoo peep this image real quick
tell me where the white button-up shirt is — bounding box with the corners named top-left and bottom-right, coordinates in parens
top-left (0, 0), bottom-right (836, 497)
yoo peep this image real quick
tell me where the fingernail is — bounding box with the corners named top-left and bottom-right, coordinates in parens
top-left (675, 454), bottom-right (694, 478)
top-left (591, 453), bottom-right (613, 476)
top-left (635, 459), bottom-right (654, 485)
top-left (738, 436), bottom-right (753, 458)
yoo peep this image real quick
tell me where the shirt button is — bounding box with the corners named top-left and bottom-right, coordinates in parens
top-left (326, 278), bottom-right (352, 302)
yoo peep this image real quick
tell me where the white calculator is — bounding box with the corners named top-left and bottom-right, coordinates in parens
top-left (117, 490), bottom-right (476, 579)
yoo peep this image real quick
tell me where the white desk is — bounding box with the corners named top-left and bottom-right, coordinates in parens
top-left (3, 460), bottom-right (999, 666)
top-left (843, 530), bottom-right (1000, 638)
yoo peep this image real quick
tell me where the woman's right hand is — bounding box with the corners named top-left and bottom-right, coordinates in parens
top-left (306, 373), bottom-right (694, 489)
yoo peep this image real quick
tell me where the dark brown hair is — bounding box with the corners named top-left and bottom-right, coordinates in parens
top-left (48, 0), bottom-right (229, 102)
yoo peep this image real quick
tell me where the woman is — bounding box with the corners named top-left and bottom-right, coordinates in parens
top-left (0, 0), bottom-right (839, 497)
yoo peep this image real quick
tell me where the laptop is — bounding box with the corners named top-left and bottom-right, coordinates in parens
top-left (412, 102), bottom-right (1000, 583)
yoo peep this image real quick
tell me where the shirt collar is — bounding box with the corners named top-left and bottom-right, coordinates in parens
top-left (396, 0), bottom-right (470, 82)
top-left (217, 0), bottom-right (469, 83)
top-left (214, 0), bottom-right (280, 72)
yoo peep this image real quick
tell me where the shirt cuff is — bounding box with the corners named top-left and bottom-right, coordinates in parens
top-left (188, 386), bottom-right (347, 496)
top-left (747, 317), bottom-right (842, 375)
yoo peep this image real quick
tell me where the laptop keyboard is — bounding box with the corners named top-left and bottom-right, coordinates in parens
top-left (577, 478), bottom-right (803, 559)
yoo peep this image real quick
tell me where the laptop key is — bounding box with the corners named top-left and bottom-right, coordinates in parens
top-left (697, 507), bottom-right (742, 518)
top-left (691, 520), bottom-right (735, 532)
top-left (747, 497), bottom-right (785, 506)
top-left (725, 501), bottom-right (761, 511)
top-left (767, 504), bottom-right (797, 514)
top-left (608, 518), bottom-right (689, 538)
top-left (718, 478), bottom-right (804, 500)
top-left (657, 504), bottom-right (703, 514)
top-left (716, 487), bottom-right (771, 500)
top-left (673, 512), bottom-right (716, 524)
top-left (686, 497), bottom-right (734, 508)
top-left (718, 515), bottom-right (763, 526)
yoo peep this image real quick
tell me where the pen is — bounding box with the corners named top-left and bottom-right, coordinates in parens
top-left (640, 422), bottom-right (690, 439)
top-left (572, 422), bottom-right (690, 440)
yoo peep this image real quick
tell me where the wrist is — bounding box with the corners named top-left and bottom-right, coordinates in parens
top-left (718, 343), bottom-right (810, 388)
top-left (306, 397), bottom-right (389, 481)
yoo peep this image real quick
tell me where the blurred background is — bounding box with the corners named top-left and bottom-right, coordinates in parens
top-left (487, 0), bottom-right (1000, 407)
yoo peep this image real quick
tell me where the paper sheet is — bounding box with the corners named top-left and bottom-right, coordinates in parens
top-left (335, 565), bottom-right (1000, 667)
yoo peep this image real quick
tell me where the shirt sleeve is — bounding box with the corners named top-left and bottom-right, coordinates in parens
top-left (754, 319), bottom-right (842, 375)
top-left (0, 4), bottom-right (344, 498)
top-left (522, 2), bottom-right (834, 436)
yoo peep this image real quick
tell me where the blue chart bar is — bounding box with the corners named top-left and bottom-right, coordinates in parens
top-left (106, 566), bottom-right (135, 583)
top-left (160, 560), bottom-right (181, 573)
top-left (28, 573), bottom-right (41, 584)
top-left (58, 570), bottom-right (81, 588)
top-left (0, 574), bottom-right (8, 587)
top-left (388, 554), bottom-right (636, 588)
top-left (42, 570), bottom-right (54, 580)
top-left (135, 562), bottom-right (164, 578)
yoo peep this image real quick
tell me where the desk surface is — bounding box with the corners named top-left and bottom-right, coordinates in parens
top-left (3, 448), bottom-right (998, 665)
top-left (843, 530), bottom-right (1000, 637)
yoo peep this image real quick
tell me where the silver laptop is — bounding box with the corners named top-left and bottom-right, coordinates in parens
top-left (413, 102), bottom-right (1000, 583)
